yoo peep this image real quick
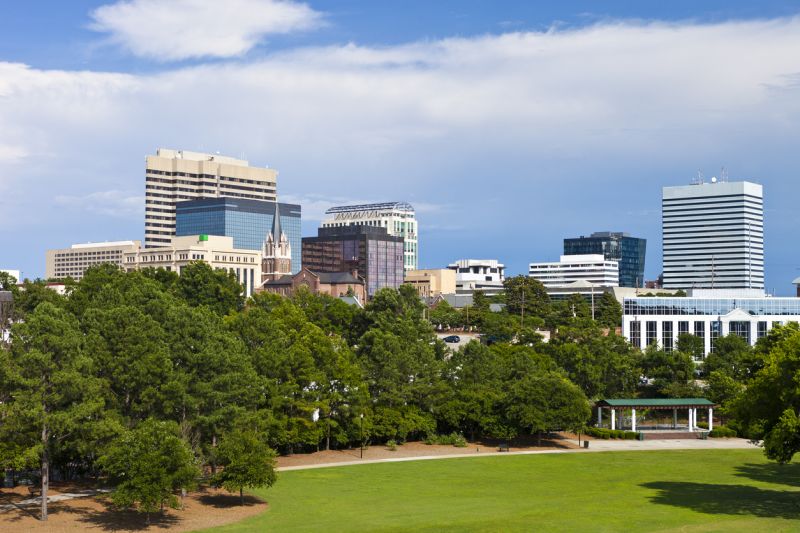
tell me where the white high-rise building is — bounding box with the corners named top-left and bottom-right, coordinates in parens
top-left (529, 255), bottom-right (619, 288)
top-left (662, 180), bottom-right (763, 290)
top-left (321, 202), bottom-right (418, 270)
top-left (448, 259), bottom-right (505, 295)
top-left (145, 149), bottom-right (278, 248)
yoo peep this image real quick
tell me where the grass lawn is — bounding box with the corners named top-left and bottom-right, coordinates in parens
top-left (204, 449), bottom-right (800, 532)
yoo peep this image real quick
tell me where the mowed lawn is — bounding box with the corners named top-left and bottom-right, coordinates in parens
top-left (205, 449), bottom-right (800, 532)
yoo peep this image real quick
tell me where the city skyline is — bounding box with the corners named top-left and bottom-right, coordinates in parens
top-left (2, 2), bottom-right (800, 293)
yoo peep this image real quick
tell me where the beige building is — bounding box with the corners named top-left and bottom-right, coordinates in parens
top-left (145, 148), bottom-right (278, 248)
top-left (124, 235), bottom-right (262, 296)
top-left (405, 268), bottom-right (456, 298)
top-left (46, 241), bottom-right (141, 281)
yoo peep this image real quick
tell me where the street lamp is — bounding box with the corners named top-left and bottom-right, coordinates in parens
top-left (360, 413), bottom-right (364, 459)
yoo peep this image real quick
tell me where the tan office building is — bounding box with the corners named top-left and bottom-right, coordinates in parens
top-left (46, 241), bottom-right (141, 281)
top-left (145, 148), bottom-right (278, 248)
top-left (404, 268), bottom-right (456, 299)
top-left (123, 235), bottom-right (261, 296)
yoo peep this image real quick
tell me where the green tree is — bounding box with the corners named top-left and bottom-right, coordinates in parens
top-left (503, 276), bottom-right (550, 319)
top-left (212, 429), bottom-right (277, 504)
top-left (2, 302), bottom-right (103, 521)
top-left (175, 261), bottom-right (244, 315)
top-left (704, 334), bottom-right (755, 381)
top-left (640, 344), bottom-right (696, 397)
top-left (100, 419), bottom-right (198, 524)
top-left (594, 291), bottom-right (622, 329)
top-left (676, 333), bottom-right (704, 360)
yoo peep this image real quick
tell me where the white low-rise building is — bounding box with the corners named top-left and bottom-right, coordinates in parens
top-left (622, 289), bottom-right (800, 358)
top-left (124, 235), bottom-right (262, 296)
top-left (529, 254), bottom-right (619, 288)
top-left (46, 241), bottom-right (141, 281)
top-left (447, 259), bottom-right (505, 295)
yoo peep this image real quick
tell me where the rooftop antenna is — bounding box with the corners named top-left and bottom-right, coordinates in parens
top-left (693, 169), bottom-right (704, 185)
top-left (721, 166), bottom-right (728, 183)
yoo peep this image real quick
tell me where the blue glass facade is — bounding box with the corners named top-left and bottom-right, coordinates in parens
top-left (564, 232), bottom-right (646, 288)
top-left (175, 198), bottom-right (301, 273)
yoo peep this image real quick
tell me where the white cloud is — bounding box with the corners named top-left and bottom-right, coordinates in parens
top-left (90, 0), bottom-right (323, 61)
top-left (53, 191), bottom-right (144, 219)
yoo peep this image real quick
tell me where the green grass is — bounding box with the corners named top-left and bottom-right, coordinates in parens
top-left (204, 450), bottom-right (800, 532)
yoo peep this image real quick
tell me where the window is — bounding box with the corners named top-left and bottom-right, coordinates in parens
top-left (729, 321), bottom-right (751, 345)
top-left (710, 321), bottom-right (721, 353)
top-left (662, 321), bottom-right (674, 352)
top-left (757, 321), bottom-right (768, 339)
top-left (629, 321), bottom-right (641, 349)
top-left (678, 321), bottom-right (689, 335)
top-left (646, 321), bottom-right (657, 347)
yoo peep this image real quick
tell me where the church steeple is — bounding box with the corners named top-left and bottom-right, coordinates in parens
top-left (262, 202), bottom-right (292, 282)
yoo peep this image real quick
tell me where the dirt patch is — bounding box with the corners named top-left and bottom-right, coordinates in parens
top-left (277, 434), bottom-right (580, 469)
top-left (0, 484), bottom-right (266, 532)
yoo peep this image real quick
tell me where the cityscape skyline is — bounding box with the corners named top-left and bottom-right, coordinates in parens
top-left (2, 2), bottom-right (800, 293)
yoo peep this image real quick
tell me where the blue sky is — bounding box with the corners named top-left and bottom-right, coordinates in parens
top-left (1, 1), bottom-right (800, 292)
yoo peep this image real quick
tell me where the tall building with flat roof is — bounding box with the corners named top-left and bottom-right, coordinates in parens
top-left (302, 225), bottom-right (404, 298)
top-left (447, 259), bottom-right (506, 295)
top-left (662, 180), bottom-right (763, 290)
top-left (46, 241), bottom-right (141, 280)
top-left (145, 148), bottom-right (277, 248)
top-left (564, 232), bottom-right (646, 288)
top-left (321, 202), bottom-right (417, 271)
top-left (175, 198), bottom-right (301, 273)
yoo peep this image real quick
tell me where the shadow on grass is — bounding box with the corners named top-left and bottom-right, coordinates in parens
top-left (197, 493), bottom-right (263, 508)
top-left (735, 463), bottom-right (800, 488)
top-left (642, 481), bottom-right (800, 519)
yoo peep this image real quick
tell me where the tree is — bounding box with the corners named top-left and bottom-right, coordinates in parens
top-left (100, 419), bottom-right (198, 523)
top-left (640, 344), bottom-right (696, 396)
top-left (503, 276), bottom-right (550, 319)
top-left (506, 372), bottom-right (590, 444)
top-left (594, 292), bottom-right (622, 329)
top-left (676, 333), bottom-right (704, 360)
top-left (703, 334), bottom-right (755, 381)
top-left (2, 302), bottom-right (102, 521)
top-left (175, 261), bottom-right (244, 315)
top-left (212, 430), bottom-right (277, 504)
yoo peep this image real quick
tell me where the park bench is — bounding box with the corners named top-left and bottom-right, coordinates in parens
top-left (498, 443), bottom-right (509, 452)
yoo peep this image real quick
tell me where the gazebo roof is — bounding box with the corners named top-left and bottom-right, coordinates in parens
top-left (596, 398), bottom-right (715, 409)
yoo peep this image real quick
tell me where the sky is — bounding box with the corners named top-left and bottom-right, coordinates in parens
top-left (1, 1), bottom-right (800, 292)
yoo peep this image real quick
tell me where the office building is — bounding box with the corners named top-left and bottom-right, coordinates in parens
top-left (302, 226), bottom-right (404, 298)
top-left (145, 148), bottom-right (278, 248)
top-left (623, 289), bottom-right (798, 358)
top-left (259, 267), bottom-right (366, 303)
top-left (447, 259), bottom-right (506, 295)
top-left (123, 235), bottom-right (261, 296)
top-left (564, 232), bottom-right (646, 287)
top-left (46, 241), bottom-right (141, 281)
top-left (662, 180), bottom-right (763, 290)
top-left (529, 255), bottom-right (619, 288)
top-left (405, 269), bottom-right (457, 299)
top-left (321, 202), bottom-right (418, 271)
top-left (175, 198), bottom-right (301, 273)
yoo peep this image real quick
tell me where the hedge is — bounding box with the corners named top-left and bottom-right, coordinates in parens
top-left (586, 427), bottom-right (638, 440)
top-left (708, 426), bottom-right (737, 438)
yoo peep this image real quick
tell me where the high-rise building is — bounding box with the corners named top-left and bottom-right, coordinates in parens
top-left (302, 225), bottom-right (404, 298)
top-left (564, 232), bottom-right (646, 287)
top-left (123, 235), bottom-right (261, 296)
top-left (447, 259), bottom-right (506, 295)
top-left (529, 255), bottom-right (619, 288)
top-left (145, 148), bottom-right (277, 248)
top-left (321, 202), bottom-right (418, 271)
top-left (46, 241), bottom-right (141, 280)
top-left (174, 198), bottom-right (301, 273)
top-left (662, 180), bottom-right (763, 290)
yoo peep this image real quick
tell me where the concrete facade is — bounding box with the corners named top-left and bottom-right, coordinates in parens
top-left (404, 269), bottom-right (456, 298)
top-left (46, 241), bottom-right (141, 281)
top-left (529, 254), bottom-right (619, 288)
top-left (447, 259), bottom-right (506, 295)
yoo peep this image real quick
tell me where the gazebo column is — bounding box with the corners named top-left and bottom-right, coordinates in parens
top-left (688, 408), bottom-right (693, 431)
top-left (598, 406), bottom-right (602, 427)
top-left (673, 408), bottom-right (677, 429)
top-left (708, 407), bottom-right (713, 431)
top-left (611, 409), bottom-right (616, 430)
top-left (631, 408), bottom-right (637, 432)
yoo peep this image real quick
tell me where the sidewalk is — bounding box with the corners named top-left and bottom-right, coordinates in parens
top-left (0, 489), bottom-right (109, 512)
top-left (277, 438), bottom-right (758, 472)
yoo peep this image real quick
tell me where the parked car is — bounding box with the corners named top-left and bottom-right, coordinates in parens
top-left (443, 335), bottom-right (461, 343)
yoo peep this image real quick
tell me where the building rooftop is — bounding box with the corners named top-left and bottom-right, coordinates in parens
top-left (71, 241), bottom-right (140, 249)
top-left (325, 202), bottom-right (414, 214)
top-left (597, 398), bottom-right (715, 408)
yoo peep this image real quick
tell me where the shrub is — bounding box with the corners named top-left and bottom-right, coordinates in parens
top-left (696, 421), bottom-right (709, 429)
top-left (708, 426), bottom-right (737, 438)
top-left (424, 432), bottom-right (468, 447)
top-left (387, 439), bottom-right (398, 451)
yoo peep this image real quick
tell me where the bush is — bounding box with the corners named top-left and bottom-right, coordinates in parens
top-left (424, 432), bottom-right (468, 447)
top-left (386, 439), bottom-right (398, 451)
top-left (585, 427), bottom-right (637, 440)
top-left (708, 426), bottom-right (737, 438)
top-left (696, 421), bottom-right (709, 429)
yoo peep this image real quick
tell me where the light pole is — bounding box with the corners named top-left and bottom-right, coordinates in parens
top-left (360, 413), bottom-right (364, 459)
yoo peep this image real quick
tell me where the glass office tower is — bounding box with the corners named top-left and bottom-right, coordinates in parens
top-left (563, 232), bottom-right (647, 288)
top-left (175, 198), bottom-right (301, 273)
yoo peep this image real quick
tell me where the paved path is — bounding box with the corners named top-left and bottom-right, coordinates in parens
top-left (277, 438), bottom-right (758, 472)
top-left (0, 489), bottom-right (109, 512)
